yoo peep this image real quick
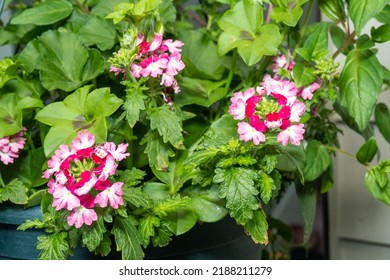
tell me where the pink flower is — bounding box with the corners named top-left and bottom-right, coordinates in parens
top-left (67, 206), bottom-right (98, 228)
top-left (277, 124), bottom-right (305, 146)
top-left (237, 122), bottom-right (266, 145)
top-left (245, 95), bottom-right (261, 118)
top-left (71, 130), bottom-right (95, 151)
top-left (94, 182), bottom-right (124, 209)
top-left (290, 101), bottom-right (306, 122)
top-left (140, 55), bottom-right (168, 77)
top-left (131, 63), bottom-right (142, 78)
top-left (301, 82), bottom-right (321, 100)
top-left (229, 99), bottom-right (247, 120)
top-left (109, 66), bottom-right (126, 76)
top-left (52, 185), bottom-right (80, 211)
top-left (43, 130), bottom-right (130, 228)
top-left (231, 88), bottom-right (255, 103)
top-left (249, 115), bottom-right (267, 132)
top-left (103, 142), bottom-right (130, 161)
top-left (0, 128), bottom-right (26, 165)
top-left (149, 34), bottom-right (163, 52)
top-left (265, 112), bottom-right (282, 129)
top-left (272, 53), bottom-right (294, 72)
top-left (165, 52), bottom-right (185, 76)
top-left (160, 73), bottom-right (176, 87)
top-left (162, 39), bottom-right (184, 53)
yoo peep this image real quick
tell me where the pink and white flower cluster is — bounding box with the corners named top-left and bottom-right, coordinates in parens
top-left (229, 56), bottom-right (321, 146)
top-left (114, 33), bottom-right (185, 94)
top-left (42, 130), bottom-right (130, 228)
top-left (0, 128), bottom-right (26, 165)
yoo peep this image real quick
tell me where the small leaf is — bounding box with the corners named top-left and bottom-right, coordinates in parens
top-left (116, 168), bottom-right (146, 187)
top-left (112, 216), bottom-right (144, 260)
top-left (124, 93), bottom-right (146, 128)
top-left (165, 208), bottom-right (198, 235)
top-left (296, 23), bottom-right (329, 61)
top-left (371, 24), bottom-right (390, 43)
top-left (149, 106), bottom-right (184, 148)
top-left (122, 186), bottom-right (154, 209)
top-left (244, 209), bottom-right (268, 244)
top-left (0, 58), bottom-right (18, 87)
top-left (293, 63), bottom-right (316, 87)
top-left (141, 130), bottom-right (175, 171)
top-left (303, 140), bottom-right (331, 182)
top-left (375, 103), bottom-right (390, 143)
top-left (11, 0), bottom-right (73, 26)
top-left (356, 137), bottom-right (378, 164)
top-left (0, 178), bottom-right (28, 205)
top-left (213, 167), bottom-right (259, 225)
top-left (271, 6), bottom-right (303, 27)
top-left (365, 166), bottom-right (390, 206)
top-left (139, 215), bottom-right (160, 246)
top-left (37, 232), bottom-right (69, 260)
top-left (153, 195), bottom-right (190, 217)
top-left (82, 217), bottom-right (106, 251)
top-left (259, 172), bottom-right (276, 204)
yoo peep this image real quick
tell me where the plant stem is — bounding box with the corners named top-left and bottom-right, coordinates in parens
top-left (293, 0), bottom-right (315, 58)
top-left (265, 3), bottom-right (273, 24)
top-left (332, 31), bottom-right (356, 59)
top-left (323, 144), bottom-right (370, 168)
top-left (0, 171), bottom-right (5, 187)
top-left (73, 0), bottom-right (89, 15)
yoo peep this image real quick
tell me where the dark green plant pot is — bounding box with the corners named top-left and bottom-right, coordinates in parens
top-left (0, 204), bottom-right (262, 260)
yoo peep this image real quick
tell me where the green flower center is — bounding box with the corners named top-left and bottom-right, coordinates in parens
top-left (255, 97), bottom-right (279, 118)
top-left (70, 158), bottom-right (96, 181)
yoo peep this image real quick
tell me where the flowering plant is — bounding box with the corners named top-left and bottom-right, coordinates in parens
top-left (1, 0), bottom-right (390, 260)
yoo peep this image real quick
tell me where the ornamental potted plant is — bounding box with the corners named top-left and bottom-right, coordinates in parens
top-left (1, 0), bottom-right (390, 260)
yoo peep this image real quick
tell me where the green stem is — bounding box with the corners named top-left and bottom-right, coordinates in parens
top-left (214, 49), bottom-right (237, 121)
top-left (26, 131), bottom-right (35, 151)
top-left (72, 0), bottom-right (89, 14)
top-left (332, 31), bottom-right (356, 59)
top-left (323, 144), bottom-right (371, 168)
top-left (108, 129), bottom-right (136, 142)
top-left (0, 171), bottom-right (5, 187)
top-left (292, 0), bottom-right (315, 58)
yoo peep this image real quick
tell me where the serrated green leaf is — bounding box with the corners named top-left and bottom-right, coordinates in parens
top-left (11, 0), bottom-right (73, 26)
top-left (94, 233), bottom-right (112, 256)
top-left (151, 221), bottom-right (173, 247)
top-left (141, 130), bottom-right (175, 171)
top-left (82, 217), bottom-right (106, 251)
top-left (213, 167), bottom-right (259, 225)
top-left (17, 218), bottom-right (45, 231)
top-left (0, 178), bottom-right (28, 205)
top-left (244, 209), bottom-right (268, 244)
top-left (113, 216), bottom-right (144, 260)
top-left (122, 186), bottom-right (154, 209)
top-left (149, 106), bottom-right (184, 148)
top-left (124, 93), bottom-right (146, 128)
top-left (375, 103), bottom-right (390, 143)
top-left (303, 140), bottom-right (331, 182)
top-left (139, 215), bottom-right (160, 247)
top-left (339, 49), bottom-right (383, 131)
top-left (356, 137), bottom-right (378, 164)
top-left (153, 195), bottom-right (190, 217)
top-left (32, 30), bottom-right (105, 92)
top-left (116, 168), bottom-right (146, 187)
top-left (37, 232), bottom-right (69, 260)
top-left (259, 172), bottom-right (276, 204)
top-left (349, 0), bottom-right (388, 36)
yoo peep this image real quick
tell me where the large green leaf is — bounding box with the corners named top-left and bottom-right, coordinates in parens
top-left (348, 0), bottom-right (388, 35)
top-left (271, 6), bottom-right (303, 27)
top-left (113, 217), bottom-right (144, 260)
top-left (339, 49), bottom-right (383, 131)
top-left (124, 92), bottom-right (146, 128)
top-left (122, 186), bottom-right (154, 209)
top-left (303, 140), bottom-right (331, 182)
top-left (82, 217), bottom-right (106, 251)
top-left (213, 167), bottom-right (259, 225)
top-left (28, 31), bottom-right (105, 92)
top-left (141, 130), bottom-right (175, 171)
top-left (296, 23), bottom-right (329, 61)
top-left (79, 15), bottom-right (117, 51)
top-left (11, 0), bottom-right (73, 26)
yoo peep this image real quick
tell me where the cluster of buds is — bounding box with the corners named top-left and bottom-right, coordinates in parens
top-left (110, 33), bottom-right (185, 94)
top-left (0, 128), bottom-right (26, 165)
top-left (42, 131), bottom-right (130, 228)
top-left (229, 55), bottom-right (321, 146)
